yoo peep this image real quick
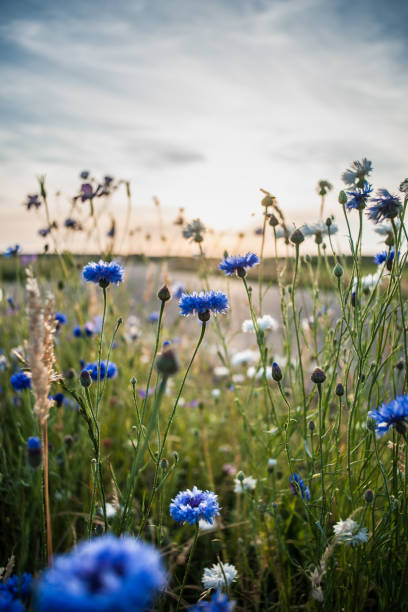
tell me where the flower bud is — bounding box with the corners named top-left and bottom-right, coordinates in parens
top-left (335, 383), bottom-right (344, 396)
top-left (27, 436), bottom-right (42, 468)
top-left (333, 263), bottom-right (343, 278)
top-left (325, 217), bottom-right (332, 227)
top-left (80, 369), bottom-right (92, 388)
top-left (269, 213), bottom-right (279, 227)
top-left (311, 368), bottom-right (326, 384)
top-left (64, 435), bottom-right (73, 449)
top-left (364, 489), bottom-right (374, 503)
top-left (236, 470), bottom-right (245, 482)
top-left (290, 228), bottom-right (304, 245)
top-left (198, 310), bottom-right (211, 322)
top-left (156, 349), bottom-right (180, 377)
top-left (308, 420), bottom-right (315, 431)
top-left (158, 285), bottom-right (171, 302)
top-left (261, 194), bottom-right (275, 208)
top-left (272, 362), bottom-right (283, 382)
top-left (338, 190), bottom-right (347, 205)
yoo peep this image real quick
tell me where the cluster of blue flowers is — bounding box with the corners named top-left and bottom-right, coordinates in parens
top-left (3, 245), bottom-right (20, 258)
top-left (83, 360), bottom-right (118, 381)
top-left (368, 395), bottom-right (408, 437)
top-left (219, 252), bottom-right (259, 276)
top-left (189, 590), bottom-right (235, 611)
top-left (73, 322), bottom-right (95, 338)
top-left (35, 535), bottom-right (166, 612)
top-left (345, 182), bottom-right (373, 210)
top-left (0, 573), bottom-right (32, 612)
top-left (82, 260), bottom-right (124, 287)
top-left (289, 473), bottom-right (310, 501)
top-left (373, 249), bottom-right (398, 266)
top-left (55, 312), bottom-right (67, 326)
top-left (170, 486), bottom-right (220, 525)
top-left (10, 371), bottom-right (31, 391)
top-left (179, 291), bottom-right (228, 318)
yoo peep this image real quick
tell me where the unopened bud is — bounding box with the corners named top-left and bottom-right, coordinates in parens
top-left (236, 470), bottom-right (245, 482)
top-left (156, 349), bottom-right (180, 377)
top-left (290, 228), bottom-right (304, 245)
top-left (269, 213), bottom-right (279, 227)
top-left (27, 437), bottom-right (42, 468)
top-left (364, 489), bottom-right (374, 503)
top-left (308, 420), bottom-right (315, 431)
top-left (261, 194), bottom-right (275, 208)
top-left (333, 263), bottom-right (343, 278)
top-left (335, 383), bottom-right (344, 396)
top-left (80, 369), bottom-right (92, 388)
top-left (272, 362), bottom-right (282, 382)
top-left (158, 285), bottom-right (171, 302)
top-left (311, 368), bottom-right (326, 384)
top-left (338, 190), bottom-right (347, 205)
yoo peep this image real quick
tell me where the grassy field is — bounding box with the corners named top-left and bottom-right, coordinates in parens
top-left (1, 170), bottom-right (408, 611)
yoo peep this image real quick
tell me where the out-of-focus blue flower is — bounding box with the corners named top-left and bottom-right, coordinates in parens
top-left (82, 260), bottom-right (124, 287)
top-left (84, 322), bottom-right (95, 337)
top-left (170, 486), bottom-right (220, 525)
top-left (346, 182), bottom-right (373, 210)
top-left (171, 283), bottom-right (186, 300)
top-left (367, 189), bottom-right (402, 223)
top-left (38, 228), bottom-right (51, 237)
top-left (0, 591), bottom-right (25, 611)
top-left (35, 535), bottom-right (166, 612)
top-left (179, 291), bottom-right (229, 317)
top-left (80, 170), bottom-right (90, 180)
top-left (138, 388), bottom-right (154, 399)
top-left (10, 371), bottom-right (31, 391)
top-left (73, 325), bottom-right (82, 338)
top-left (25, 194), bottom-right (41, 210)
top-left (3, 245), bottom-right (20, 258)
top-left (373, 249), bottom-right (398, 265)
top-left (289, 473), bottom-right (310, 501)
top-left (52, 393), bottom-right (65, 407)
top-left (79, 183), bottom-right (94, 202)
top-left (189, 590), bottom-right (235, 611)
top-left (27, 437), bottom-right (41, 451)
top-left (148, 311), bottom-right (159, 323)
top-left (342, 158), bottom-right (373, 186)
top-left (219, 253), bottom-right (259, 276)
top-left (55, 312), bottom-right (67, 325)
top-left (0, 572), bottom-right (32, 611)
top-left (64, 218), bottom-right (82, 231)
top-left (368, 395), bottom-right (408, 437)
top-left (83, 360), bottom-right (118, 381)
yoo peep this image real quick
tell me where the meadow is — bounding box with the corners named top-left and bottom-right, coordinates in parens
top-left (1, 162), bottom-right (408, 611)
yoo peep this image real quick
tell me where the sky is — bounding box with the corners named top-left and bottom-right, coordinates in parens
top-left (0, 0), bottom-right (407, 254)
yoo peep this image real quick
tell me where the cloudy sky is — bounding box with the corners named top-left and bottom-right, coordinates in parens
top-left (1, 0), bottom-right (407, 253)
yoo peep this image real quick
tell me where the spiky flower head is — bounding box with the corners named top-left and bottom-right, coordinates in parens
top-left (219, 253), bottom-right (259, 277)
top-left (188, 590), bottom-right (235, 611)
top-left (82, 260), bottom-right (124, 288)
top-left (169, 486), bottom-right (220, 525)
top-left (35, 535), bottom-right (166, 612)
top-left (10, 371), bottom-right (31, 391)
top-left (182, 219), bottom-right (206, 243)
top-left (367, 189), bottom-right (402, 223)
top-left (333, 518), bottom-right (369, 546)
top-left (83, 360), bottom-right (118, 381)
top-left (368, 394), bottom-right (408, 437)
top-left (345, 182), bottom-right (373, 210)
top-left (342, 158), bottom-right (373, 187)
top-left (202, 563), bottom-right (238, 590)
top-left (289, 473), bottom-right (310, 501)
top-left (178, 291), bottom-right (228, 319)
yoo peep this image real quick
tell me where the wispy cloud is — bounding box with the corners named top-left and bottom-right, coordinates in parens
top-left (0, 0), bottom-right (407, 251)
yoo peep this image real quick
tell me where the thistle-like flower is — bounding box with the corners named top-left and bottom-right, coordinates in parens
top-left (170, 486), bottom-right (220, 525)
top-left (179, 291), bottom-right (228, 319)
top-left (189, 590), bottom-right (235, 611)
top-left (367, 189), bottom-right (402, 223)
top-left (342, 158), bottom-right (373, 186)
top-left (83, 360), bottom-right (118, 381)
top-left (219, 253), bottom-right (259, 277)
top-left (82, 260), bottom-right (124, 288)
top-left (333, 518), bottom-right (369, 545)
top-left (368, 395), bottom-right (408, 437)
top-left (289, 473), bottom-right (310, 501)
top-left (202, 563), bottom-right (238, 590)
top-left (345, 182), bottom-right (373, 210)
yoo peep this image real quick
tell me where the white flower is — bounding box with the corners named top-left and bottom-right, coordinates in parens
top-left (375, 219), bottom-right (400, 235)
top-left (268, 458), bottom-right (277, 468)
top-left (99, 502), bottom-right (117, 518)
top-left (202, 563), bottom-right (238, 590)
top-left (242, 315), bottom-right (278, 333)
top-left (234, 475), bottom-right (257, 493)
top-left (352, 271), bottom-right (381, 292)
top-left (231, 349), bottom-right (258, 366)
top-left (232, 373), bottom-right (245, 384)
top-left (247, 365), bottom-right (272, 380)
top-left (301, 221), bottom-right (339, 237)
top-left (333, 518), bottom-right (369, 546)
top-left (199, 519), bottom-right (216, 532)
top-left (213, 366), bottom-right (229, 377)
top-left (211, 389), bottom-right (221, 398)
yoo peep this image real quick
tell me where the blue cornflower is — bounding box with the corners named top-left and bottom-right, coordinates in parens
top-left (189, 590), bottom-right (235, 611)
top-left (73, 325), bottom-right (83, 338)
top-left (26, 194), bottom-right (41, 210)
top-left (289, 473), bottom-right (310, 501)
top-left (27, 436), bottom-right (41, 451)
top-left (0, 573), bottom-right (32, 603)
top-left (367, 189), bottom-right (402, 223)
top-left (80, 170), bottom-right (90, 180)
top-left (82, 260), bottom-right (124, 288)
top-left (179, 291), bottom-right (229, 319)
top-left (52, 393), bottom-right (65, 407)
top-left (10, 371), bottom-right (31, 391)
top-left (83, 360), bottom-right (118, 381)
top-left (0, 592), bottom-right (25, 611)
top-left (373, 249), bottom-right (398, 265)
top-left (35, 535), bottom-right (166, 612)
top-left (38, 228), bottom-right (51, 237)
top-left (148, 311), bottom-right (159, 323)
top-left (84, 322), bottom-right (95, 337)
top-left (55, 312), bottom-right (67, 325)
top-left (346, 182), bottom-right (373, 210)
top-left (342, 158), bottom-right (373, 186)
top-left (170, 486), bottom-right (220, 525)
top-left (368, 395), bottom-right (408, 437)
top-left (219, 252), bottom-right (259, 277)
top-left (3, 245), bottom-right (20, 258)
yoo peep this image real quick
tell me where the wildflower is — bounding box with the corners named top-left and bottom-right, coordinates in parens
top-left (83, 361), bottom-right (117, 381)
top-left (78, 183), bottom-right (94, 202)
top-left (0, 573), bottom-right (33, 611)
top-left (231, 349), bottom-right (258, 366)
top-left (272, 362), bottom-right (282, 381)
top-left (367, 189), bottom-right (402, 223)
top-left (157, 285), bottom-right (171, 302)
top-left (333, 518), bottom-right (369, 546)
top-left (246, 365), bottom-right (273, 380)
top-left (148, 311), bottom-right (160, 323)
top-left (82, 260), bottom-right (124, 288)
top-left (55, 312), bottom-right (67, 326)
top-left (317, 180), bottom-right (333, 196)
top-left (336, 383), bottom-right (344, 397)
top-left (171, 283), bottom-right (186, 299)
top-left (219, 252), bottom-right (259, 277)
top-left (84, 322), bottom-right (95, 336)
top-left (25, 194), bottom-right (41, 209)
top-left (51, 392), bottom-right (65, 407)
top-left (374, 249), bottom-right (399, 271)
top-left (35, 535), bottom-right (166, 612)
top-left (289, 473), bottom-right (310, 501)
top-left (3, 245), bottom-right (20, 257)
top-left (234, 475), bottom-right (256, 493)
top-left (311, 368), bottom-right (326, 384)
top-left (368, 394), bottom-right (408, 437)
top-left (241, 314), bottom-right (278, 333)
top-left (352, 271), bottom-right (381, 293)
top-left (170, 486), bottom-right (220, 525)
top-left (10, 371), bottom-right (31, 391)
top-left (64, 218), bottom-right (82, 231)
top-left (73, 325), bottom-right (82, 338)
top-left (345, 182), bottom-right (373, 210)
top-left (27, 436), bottom-right (42, 468)
top-left (182, 219), bottom-right (206, 243)
top-left (202, 563), bottom-right (238, 590)
top-left (39, 228), bottom-right (51, 237)
top-left (213, 366), bottom-right (229, 377)
top-left (156, 349), bottom-right (180, 377)
top-left (268, 458), bottom-right (277, 469)
top-left (342, 158), bottom-right (373, 186)
top-left (400, 178), bottom-right (408, 193)
top-left (179, 291), bottom-right (228, 319)
top-left (211, 389), bottom-right (221, 398)
top-left (189, 590), bottom-right (235, 611)
top-left (290, 228), bottom-right (304, 244)
top-left (301, 221), bottom-right (338, 238)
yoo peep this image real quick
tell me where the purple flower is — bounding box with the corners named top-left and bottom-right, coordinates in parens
top-left (79, 183), bottom-right (94, 201)
top-left (170, 486), bottom-right (220, 525)
top-left (346, 182), bottom-right (373, 210)
top-left (25, 194), bottom-right (41, 210)
top-left (342, 158), bottom-right (373, 186)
